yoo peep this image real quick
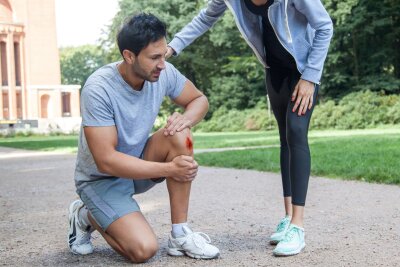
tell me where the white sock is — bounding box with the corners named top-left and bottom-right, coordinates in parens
top-left (172, 222), bottom-right (189, 238)
top-left (78, 206), bottom-right (93, 232)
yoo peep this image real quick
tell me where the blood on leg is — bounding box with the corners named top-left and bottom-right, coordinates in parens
top-left (185, 136), bottom-right (193, 153)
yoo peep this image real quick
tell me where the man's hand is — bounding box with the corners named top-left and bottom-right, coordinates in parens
top-left (165, 46), bottom-right (175, 59)
top-left (164, 112), bottom-right (192, 136)
top-left (168, 155), bottom-right (198, 182)
top-left (291, 79), bottom-right (315, 116)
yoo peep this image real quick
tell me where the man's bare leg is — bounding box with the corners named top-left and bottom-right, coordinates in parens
top-left (143, 127), bottom-right (194, 224)
top-left (88, 212), bottom-right (158, 263)
top-left (143, 127), bottom-right (220, 259)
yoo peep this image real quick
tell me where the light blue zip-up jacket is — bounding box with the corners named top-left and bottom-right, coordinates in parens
top-left (169, 0), bottom-right (333, 84)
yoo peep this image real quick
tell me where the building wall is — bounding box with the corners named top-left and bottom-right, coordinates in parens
top-left (0, 0), bottom-right (13, 22)
top-left (0, 0), bottom-right (24, 120)
top-left (11, 0), bottom-right (61, 85)
top-left (0, 0), bottom-right (80, 132)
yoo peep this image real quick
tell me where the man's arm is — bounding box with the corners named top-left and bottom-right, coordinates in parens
top-left (84, 126), bottom-right (197, 180)
top-left (164, 79), bottom-right (209, 135)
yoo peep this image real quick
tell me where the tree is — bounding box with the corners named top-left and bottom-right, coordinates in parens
top-left (60, 45), bottom-right (107, 88)
top-left (323, 0), bottom-right (400, 98)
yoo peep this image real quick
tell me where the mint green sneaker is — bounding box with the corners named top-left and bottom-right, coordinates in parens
top-left (273, 224), bottom-right (305, 256)
top-left (269, 215), bottom-right (291, 245)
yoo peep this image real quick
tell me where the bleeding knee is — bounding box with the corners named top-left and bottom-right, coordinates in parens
top-left (167, 128), bottom-right (193, 154)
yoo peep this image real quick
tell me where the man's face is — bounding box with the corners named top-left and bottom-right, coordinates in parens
top-left (131, 38), bottom-right (167, 82)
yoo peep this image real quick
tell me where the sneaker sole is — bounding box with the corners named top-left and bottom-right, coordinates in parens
top-left (167, 248), bottom-right (185, 257)
top-left (185, 251), bottom-right (220, 260)
top-left (273, 243), bottom-right (305, 257)
top-left (269, 239), bottom-right (280, 245)
top-left (167, 248), bottom-right (220, 259)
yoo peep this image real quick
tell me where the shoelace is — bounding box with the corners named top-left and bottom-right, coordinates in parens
top-left (70, 216), bottom-right (93, 246)
top-left (276, 218), bottom-right (289, 232)
top-left (69, 230), bottom-right (91, 246)
top-left (282, 227), bottom-right (297, 243)
top-left (77, 230), bottom-right (91, 245)
top-left (190, 232), bottom-right (212, 249)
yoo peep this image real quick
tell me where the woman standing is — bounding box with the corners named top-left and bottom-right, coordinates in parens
top-left (166, 0), bottom-right (333, 256)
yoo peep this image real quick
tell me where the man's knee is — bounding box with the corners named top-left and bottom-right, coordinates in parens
top-left (166, 128), bottom-right (193, 154)
top-left (124, 240), bottom-right (159, 263)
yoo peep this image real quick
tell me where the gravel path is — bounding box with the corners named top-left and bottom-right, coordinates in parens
top-left (0, 148), bottom-right (399, 266)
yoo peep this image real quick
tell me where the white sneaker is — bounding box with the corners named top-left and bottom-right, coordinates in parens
top-left (270, 215), bottom-right (291, 245)
top-left (167, 226), bottom-right (220, 259)
top-left (68, 199), bottom-right (94, 255)
top-left (273, 224), bottom-right (306, 256)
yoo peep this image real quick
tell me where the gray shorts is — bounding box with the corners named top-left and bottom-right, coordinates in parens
top-left (77, 148), bottom-right (165, 231)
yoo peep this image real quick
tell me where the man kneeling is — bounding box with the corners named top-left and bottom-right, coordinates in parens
top-left (67, 13), bottom-right (220, 263)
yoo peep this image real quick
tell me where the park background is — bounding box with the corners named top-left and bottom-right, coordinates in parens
top-left (1, 0), bottom-right (399, 185)
top-left (1, 1), bottom-right (400, 266)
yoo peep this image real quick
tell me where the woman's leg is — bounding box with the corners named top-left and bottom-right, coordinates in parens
top-left (266, 69), bottom-right (297, 246)
top-left (285, 71), bottom-right (319, 226)
top-left (271, 71), bottom-right (318, 256)
top-left (265, 69), bottom-right (293, 215)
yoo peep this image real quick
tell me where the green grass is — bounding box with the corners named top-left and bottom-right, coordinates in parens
top-left (0, 135), bottom-right (79, 153)
top-left (1, 127), bottom-right (399, 184)
top-left (195, 133), bottom-right (400, 185)
top-left (1, 127), bottom-right (399, 151)
top-left (193, 131), bottom-right (280, 148)
top-left (0, 131), bottom-right (280, 152)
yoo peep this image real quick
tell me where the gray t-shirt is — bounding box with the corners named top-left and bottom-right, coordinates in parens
top-left (74, 61), bottom-right (186, 189)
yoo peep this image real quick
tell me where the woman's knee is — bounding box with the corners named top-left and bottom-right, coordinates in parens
top-left (286, 120), bottom-right (308, 145)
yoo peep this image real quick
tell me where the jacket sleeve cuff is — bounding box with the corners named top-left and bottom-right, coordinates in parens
top-left (168, 38), bottom-right (186, 56)
top-left (300, 68), bottom-right (322, 85)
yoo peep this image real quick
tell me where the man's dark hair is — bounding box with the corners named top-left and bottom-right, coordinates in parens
top-left (117, 13), bottom-right (167, 56)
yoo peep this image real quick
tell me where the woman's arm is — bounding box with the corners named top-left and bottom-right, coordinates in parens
top-left (293, 0), bottom-right (334, 84)
top-left (168, 0), bottom-right (228, 56)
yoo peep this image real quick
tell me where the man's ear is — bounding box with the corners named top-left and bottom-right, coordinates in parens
top-left (122, 50), bottom-right (136, 64)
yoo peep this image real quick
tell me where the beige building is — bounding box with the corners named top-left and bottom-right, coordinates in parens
top-left (0, 0), bottom-right (80, 132)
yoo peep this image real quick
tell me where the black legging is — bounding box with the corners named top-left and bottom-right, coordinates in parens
top-left (265, 68), bottom-right (318, 206)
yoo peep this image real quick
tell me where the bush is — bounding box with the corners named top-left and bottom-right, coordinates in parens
top-left (310, 100), bottom-right (337, 129)
top-left (195, 91), bottom-right (400, 132)
top-left (311, 91), bottom-right (400, 130)
top-left (196, 108), bottom-right (248, 132)
top-left (387, 101), bottom-right (400, 124)
top-left (195, 100), bottom-right (277, 132)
